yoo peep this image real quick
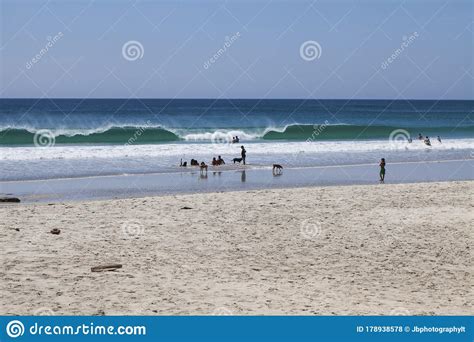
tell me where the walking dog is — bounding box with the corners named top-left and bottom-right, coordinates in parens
top-left (272, 164), bottom-right (283, 174)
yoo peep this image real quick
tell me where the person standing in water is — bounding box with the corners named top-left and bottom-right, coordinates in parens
top-left (241, 145), bottom-right (247, 165)
top-left (379, 158), bottom-right (386, 183)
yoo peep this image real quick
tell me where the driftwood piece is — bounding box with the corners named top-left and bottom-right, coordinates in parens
top-left (91, 264), bottom-right (122, 272)
top-left (0, 197), bottom-right (20, 203)
top-left (50, 229), bottom-right (61, 235)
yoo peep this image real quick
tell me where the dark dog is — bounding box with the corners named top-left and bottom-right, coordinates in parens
top-left (233, 158), bottom-right (243, 164)
top-left (272, 164), bottom-right (283, 174)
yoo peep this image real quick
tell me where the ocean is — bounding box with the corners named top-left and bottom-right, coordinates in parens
top-left (0, 99), bottom-right (473, 183)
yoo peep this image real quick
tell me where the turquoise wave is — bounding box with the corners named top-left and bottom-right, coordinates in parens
top-left (0, 124), bottom-right (472, 145)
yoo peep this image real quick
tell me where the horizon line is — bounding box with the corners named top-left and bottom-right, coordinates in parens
top-left (1, 97), bottom-right (473, 101)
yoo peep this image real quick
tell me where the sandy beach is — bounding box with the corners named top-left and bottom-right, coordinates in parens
top-left (1, 181), bottom-right (472, 315)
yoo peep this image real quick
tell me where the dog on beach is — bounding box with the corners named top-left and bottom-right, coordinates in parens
top-left (233, 158), bottom-right (243, 164)
top-left (272, 164), bottom-right (283, 174)
top-left (200, 162), bottom-right (208, 173)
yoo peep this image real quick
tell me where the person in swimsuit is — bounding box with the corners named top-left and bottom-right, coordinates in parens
top-left (379, 158), bottom-right (386, 183)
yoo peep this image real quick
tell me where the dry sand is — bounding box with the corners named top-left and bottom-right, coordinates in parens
top-left (1, 181), bottom-right (472, 315)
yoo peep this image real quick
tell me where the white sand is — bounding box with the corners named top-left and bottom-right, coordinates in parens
top-left (1, 181), bottom-right (472, 315)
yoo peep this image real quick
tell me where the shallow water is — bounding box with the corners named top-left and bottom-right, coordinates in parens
top-left (2, 160), bottom-right (472, 203)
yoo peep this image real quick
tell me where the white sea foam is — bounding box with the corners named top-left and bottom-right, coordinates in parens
top-left (1, 139), bottom-right (473, 161)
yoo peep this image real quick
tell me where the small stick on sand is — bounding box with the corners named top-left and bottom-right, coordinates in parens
top-left (91, 264), bottom-right (122, 272)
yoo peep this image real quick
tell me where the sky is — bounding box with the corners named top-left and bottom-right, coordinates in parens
top-left (0, 0), bottom-right (472, 99)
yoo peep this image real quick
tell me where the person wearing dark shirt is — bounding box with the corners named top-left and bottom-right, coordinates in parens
top-left (241, 146), bottom-right (247, 165)
top-left (379, 158), bottom-right (386, 183)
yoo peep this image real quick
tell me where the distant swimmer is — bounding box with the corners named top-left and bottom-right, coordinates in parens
top-left (437, 136), bottom-right (442, 143)
top-left (424, 136), bottom-right (431, 146)
top-left (217, 155), bottom-right (225, 165)
top-left (418, 133), bottom-right (423, 140)
top-left (241, 145), bottom-right (247, 165)
top-left (408, 137), bottom-right (413, 143)
top-left (232, 136), bottom-right (240, 143)
top-left (379, 158), bottom-right (386, 183)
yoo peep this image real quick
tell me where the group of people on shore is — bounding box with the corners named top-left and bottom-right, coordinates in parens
top-left (212, 156), bottom-right (225, 166)
top-left (180, 145), bottom-right (247, 170)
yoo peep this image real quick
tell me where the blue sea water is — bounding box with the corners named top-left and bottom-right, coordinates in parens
top-left (0, 99), bottom-right (473, 144)
top-left (0, 99), bottom-right (472, 182)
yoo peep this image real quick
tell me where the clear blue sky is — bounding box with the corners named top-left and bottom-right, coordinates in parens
top-left (1, 0), bottom-right (472, 99)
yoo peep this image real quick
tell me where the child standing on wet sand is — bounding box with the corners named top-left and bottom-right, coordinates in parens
top-left (379, 158), bottom-right (386, 183)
